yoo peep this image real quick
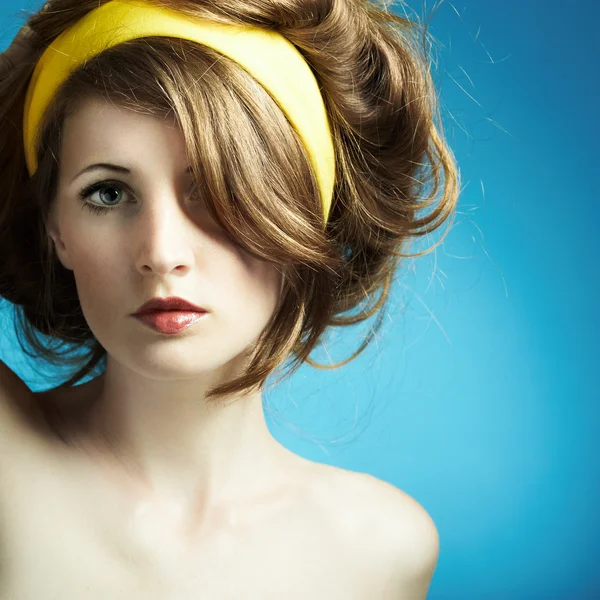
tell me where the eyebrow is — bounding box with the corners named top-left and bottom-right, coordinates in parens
top-left (70, 163), bottom-right (193, 184)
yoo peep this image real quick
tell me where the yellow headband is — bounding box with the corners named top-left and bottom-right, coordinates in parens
top-left (23, 0), bottom-right (335, 224)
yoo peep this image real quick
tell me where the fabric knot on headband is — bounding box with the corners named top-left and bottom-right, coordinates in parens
top-left (23, 0), bottom-right (336, 225)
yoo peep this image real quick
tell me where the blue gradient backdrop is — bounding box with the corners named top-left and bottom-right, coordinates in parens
top-left (1, 1), bottom-right (598, 598)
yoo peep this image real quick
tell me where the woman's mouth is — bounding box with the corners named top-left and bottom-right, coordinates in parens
top-left (133, 310), bottom-right (207, 335)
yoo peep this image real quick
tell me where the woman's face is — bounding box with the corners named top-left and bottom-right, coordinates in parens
top-left (47, 96), bottom-right (283, 380)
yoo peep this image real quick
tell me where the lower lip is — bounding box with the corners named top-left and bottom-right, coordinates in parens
top-left (133, 310), bottom-right (207, 334)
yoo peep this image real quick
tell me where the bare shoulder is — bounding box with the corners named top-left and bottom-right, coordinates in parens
top-left (0, 359), bottom-right (50, 441)
top-left (311, 464), bottom-right (439, 546)
top-left (309, 464), bottom-right (440, 599)
top-left (0, 361), bottom-right (94, 446)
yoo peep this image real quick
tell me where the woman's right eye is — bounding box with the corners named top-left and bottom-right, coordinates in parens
top-left (78, 180), bottom-right (129, 215)
top-left (77, 180), bottom-right (204, 216)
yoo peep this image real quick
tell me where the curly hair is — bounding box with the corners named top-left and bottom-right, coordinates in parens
top-left (0, 0), bottom-right (459, 403)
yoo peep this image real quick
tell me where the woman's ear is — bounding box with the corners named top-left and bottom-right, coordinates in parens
top-left (45, 211), bottom-right (74, 271)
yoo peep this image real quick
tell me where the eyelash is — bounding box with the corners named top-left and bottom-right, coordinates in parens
top-left (78, 179), bottom-right (200, 216)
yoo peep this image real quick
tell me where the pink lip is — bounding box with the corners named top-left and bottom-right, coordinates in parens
top-left (134, 310), bottom-right (207, 334)
top-left (133, 296), bottom-right (207, 315)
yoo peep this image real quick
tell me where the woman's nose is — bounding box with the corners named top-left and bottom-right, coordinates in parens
top-left (132, 195), bottom-right (197, 276)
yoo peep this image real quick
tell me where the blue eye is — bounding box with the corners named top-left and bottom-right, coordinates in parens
top-left (78, 180), bottom-right (127, 215)
top-left (78, 180), bottom-right (201, 216)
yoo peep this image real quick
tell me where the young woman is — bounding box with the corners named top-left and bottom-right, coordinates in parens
top-left (0, 0), bottom-right (459, 596)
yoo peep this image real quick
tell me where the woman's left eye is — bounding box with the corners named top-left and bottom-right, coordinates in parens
top-left (78, 180), bottom-right (201, 216)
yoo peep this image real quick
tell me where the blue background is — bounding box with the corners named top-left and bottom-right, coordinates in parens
top-left (1, 0), bottom-right (598, 598)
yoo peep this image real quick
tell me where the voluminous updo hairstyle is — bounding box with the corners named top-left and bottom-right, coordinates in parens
top-left (0, 0), bottom-right (459, 403)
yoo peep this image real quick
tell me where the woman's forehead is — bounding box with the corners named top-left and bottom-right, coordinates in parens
top-left (60, 98), bottom-right (188, 182)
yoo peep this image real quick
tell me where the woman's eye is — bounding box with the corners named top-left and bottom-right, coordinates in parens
top-left (78, 181), bottom-right (128, 215)
top-left (77, 180), bottom-right (202, 216)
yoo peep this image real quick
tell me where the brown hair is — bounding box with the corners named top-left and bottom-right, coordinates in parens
top-left (0, 0), bottom-right (459, 403)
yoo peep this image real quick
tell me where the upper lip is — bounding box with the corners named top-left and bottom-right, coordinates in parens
top-left (133, 296), bottom-right (208, 315)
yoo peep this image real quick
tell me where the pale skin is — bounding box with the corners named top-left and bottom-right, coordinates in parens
top-left (0, 96), bottom-right (439, 598)
top-left (45, 95), bottom-right (294, 516)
